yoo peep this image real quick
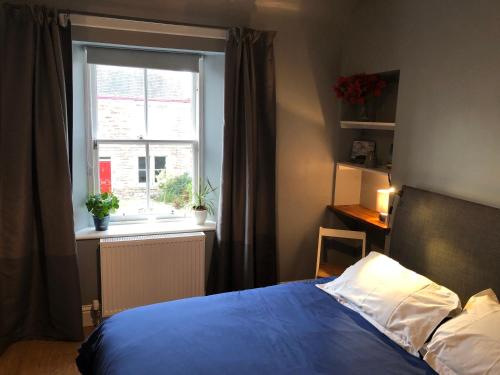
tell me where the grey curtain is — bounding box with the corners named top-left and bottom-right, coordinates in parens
top-left (0, 4), bottom-right (82, 354)
top-left (210, 28), bottom-right (277, 293)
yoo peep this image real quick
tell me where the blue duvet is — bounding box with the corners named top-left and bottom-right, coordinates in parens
top-left (77, 278), bottom-right (435, 374)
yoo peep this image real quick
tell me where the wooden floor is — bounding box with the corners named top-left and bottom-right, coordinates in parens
top-left (0, 328), bottom-right (92, 375)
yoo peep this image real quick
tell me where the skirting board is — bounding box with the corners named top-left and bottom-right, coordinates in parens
top-left (82, 305), bottom-right (94, 327)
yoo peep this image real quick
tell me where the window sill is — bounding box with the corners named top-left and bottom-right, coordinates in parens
top-left (75, 219), bottom-right (216, 241)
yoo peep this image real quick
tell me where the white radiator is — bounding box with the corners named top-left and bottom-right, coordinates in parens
top-left (99, 232), bottom-right (205, 317)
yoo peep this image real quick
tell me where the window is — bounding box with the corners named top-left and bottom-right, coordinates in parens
top-left (154, 156), bottom-right (166, 183)
top-left (138, 157), bottom-right (146, 183)
top-left (88, 59), bottom-right (200, 219)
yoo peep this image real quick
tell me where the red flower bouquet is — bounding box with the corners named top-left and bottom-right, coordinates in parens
top-left (334, 73), bottom-right (387, 105)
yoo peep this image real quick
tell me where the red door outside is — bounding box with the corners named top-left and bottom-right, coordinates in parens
top-left (99, 160), bottom-right (112, 193)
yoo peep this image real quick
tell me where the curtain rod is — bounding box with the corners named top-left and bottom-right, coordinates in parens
top-left (59, 13), bottom-right (228, 40)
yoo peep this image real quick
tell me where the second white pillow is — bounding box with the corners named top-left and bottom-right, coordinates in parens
top-left (424, 289), bottom-right (500, 375)
top-left (317, 251), bottom-right (461, 356)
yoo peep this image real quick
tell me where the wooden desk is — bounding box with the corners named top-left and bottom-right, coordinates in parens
top-left (328, 204), bottom-right (389, 231)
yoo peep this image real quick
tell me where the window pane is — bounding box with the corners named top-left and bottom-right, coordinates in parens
top-left (95, 65), bottom-right (145, 140)
top-left (98, 144), bottom-right (147, 216)
top-left (155, 156), bottom-right (166, 169)
top-left (149, 144), bottom-right (194, 216)
top-left (138, 156), bottom-right (146, 169)
top-left (138, 170), bottom-right (147, 183)
top-left (147, 69), bottom-right (195, 140)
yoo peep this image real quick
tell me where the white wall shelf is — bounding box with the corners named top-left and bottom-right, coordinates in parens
top-left (337, 161), bottom-right (391, 176)
top-left (340, 121), bottom-right (396, 130)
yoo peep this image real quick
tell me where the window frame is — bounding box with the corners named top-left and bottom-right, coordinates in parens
top-left (84, 54), bottom-right (204, 222)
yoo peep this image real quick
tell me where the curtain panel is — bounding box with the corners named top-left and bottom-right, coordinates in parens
top-left (210, 28), bottom-right (277, 293)
top-left (0, 4), bottom-right (82, 354)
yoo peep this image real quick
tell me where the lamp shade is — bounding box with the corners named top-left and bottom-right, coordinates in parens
top-left (376, 188), bottom-right (394, 215)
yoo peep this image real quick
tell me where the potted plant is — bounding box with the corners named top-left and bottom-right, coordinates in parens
top-left (333, 73), bottom-right (387, 120)
top-left (85, 192), bottom-right (120, 231)
top-left (192, 180), bottom-right (216, 225)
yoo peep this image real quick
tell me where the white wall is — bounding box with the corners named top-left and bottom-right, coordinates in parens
top-left (342, 0), bottom-right (500, 208)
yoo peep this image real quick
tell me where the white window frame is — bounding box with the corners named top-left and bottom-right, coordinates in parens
top-left (84, 52), bottom-right (204, 222)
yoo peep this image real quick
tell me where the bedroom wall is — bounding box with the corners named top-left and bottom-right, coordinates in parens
top-left (18, 0), bottom-right (356, 281)
top-left (342, 0), bottom-right (500, 208)
top-left (247, 2), bottom-right (356, 281)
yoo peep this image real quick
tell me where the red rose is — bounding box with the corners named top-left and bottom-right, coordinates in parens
top-left (333, 73), bottom-right (386, 103)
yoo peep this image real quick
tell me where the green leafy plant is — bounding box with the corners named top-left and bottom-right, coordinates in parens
top-left (193, 179), bottom-right (217, 214)
top-left (85, 192), bottom-right (120, 219)
top-left (156, 172), bottom-right (193, 209)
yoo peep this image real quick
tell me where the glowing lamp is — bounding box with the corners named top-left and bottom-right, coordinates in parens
top-left (376, 188), bottom-right (395, 222)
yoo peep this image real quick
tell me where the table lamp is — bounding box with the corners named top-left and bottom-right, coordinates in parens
top-left (376, 188), bottom-right (395, 223)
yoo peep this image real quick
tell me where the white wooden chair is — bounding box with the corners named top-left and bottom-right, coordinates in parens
top-left (315, 227), bottom-right (366, 279)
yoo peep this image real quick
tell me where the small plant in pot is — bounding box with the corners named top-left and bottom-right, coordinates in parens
top-left (193, 180), bottom-right (216, 225)
top-left (85, 192), bottom-right (120, 231)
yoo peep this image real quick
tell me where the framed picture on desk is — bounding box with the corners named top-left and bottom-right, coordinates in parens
top-left (350, 140), bottom-right (376, 164)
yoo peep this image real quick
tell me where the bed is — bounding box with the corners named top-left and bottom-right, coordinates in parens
top-left (77, 186), bottom-right (499, 374)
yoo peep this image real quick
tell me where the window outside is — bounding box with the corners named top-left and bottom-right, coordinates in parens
top-left (92, 64), bottom-right (198, 218)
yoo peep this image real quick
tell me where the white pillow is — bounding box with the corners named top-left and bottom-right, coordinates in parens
top-left (424, 289), bottom-right (500, 375)
top-left (317, 251), bottom-right (461, 356)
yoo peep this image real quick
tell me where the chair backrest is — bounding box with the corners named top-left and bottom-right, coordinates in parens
top-left (315, 227), bottom-right (366, 278)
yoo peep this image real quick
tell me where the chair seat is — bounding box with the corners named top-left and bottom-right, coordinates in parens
top-left (317, 263), bottom-right (345, 278)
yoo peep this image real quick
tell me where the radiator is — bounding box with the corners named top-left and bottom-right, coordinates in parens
top-left (99, 232), bottom-right (205, 317)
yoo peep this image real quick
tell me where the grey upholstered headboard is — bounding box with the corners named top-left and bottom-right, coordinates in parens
top-left (390, 186), bottom-right (500, 302)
